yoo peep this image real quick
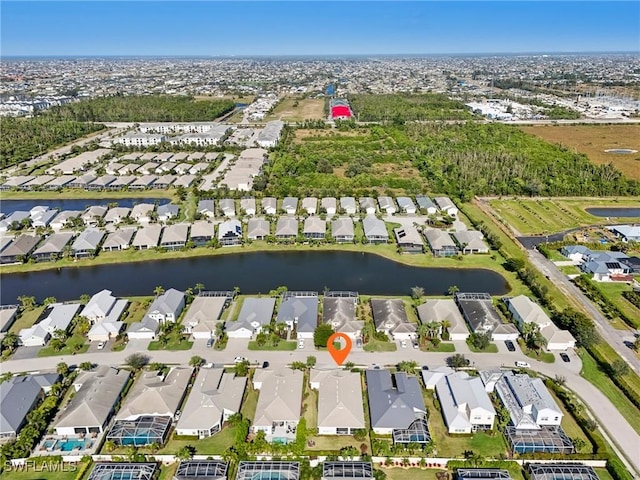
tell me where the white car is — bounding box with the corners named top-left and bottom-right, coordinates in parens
top-left (234, 356), bottom-right (247, 364)
top-left (400, 340), bottom-right (407, 348)
top-left (97, 341), bottom-right (106, 350)
top-left (298, 339), bottom-right (305, 349)
top-left (515, 361), bottom-right (531, 368)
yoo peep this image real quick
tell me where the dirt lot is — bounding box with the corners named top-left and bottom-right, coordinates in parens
top-left (266, 97), bottom-right (326, 122)
top-left (520, 124), bottom-right (640, 180)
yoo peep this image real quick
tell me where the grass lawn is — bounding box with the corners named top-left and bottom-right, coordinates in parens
top-left (518, 340), bottom-right (555, 363)
top-left (158, 463), bottom-right (178, 480)
top-left (382, 468), bottom-right (444, 480)
top-left (148, 333), bottom-right (193, 351)
top-left (9, 306), bottom-right (45, 333)
top-left (159, 426), bottom-right (236, 454)
top-left (303, 382), bottom-right (318, 430)
top-left (363, 339), bottom-right (397, 352)
top-left (248, 340), bottom-right (296, 351)
top-left (421, 342), bottom-right (455, 353)
top-left (466, 342), bottom-right (499, 353)
top-left (264, 96), bottom-right (326, 122)
top-left (579, 349), bottom-right (640, 435)
top-left (548, 390), bottom-right (592, 453)
top-left (423, 391), bottom-right (509, 458)
top-left (241, 384), bottom-right (259, 421)
top-left (592, 281), bottom-right (640, 329)
top-left (122, 299), bottom-right (151, 324)
top-left (594, 468), bottom-right (616, 480)
top-left (306, 434), bottom-right (368, 453)
top-left (38, 334), bottom-right (89, 357)
top-left (1, 469), bottom-right (79, 480)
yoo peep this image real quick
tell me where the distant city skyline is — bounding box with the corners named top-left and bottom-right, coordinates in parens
top-left (1, 1), bottom-right (639, 57)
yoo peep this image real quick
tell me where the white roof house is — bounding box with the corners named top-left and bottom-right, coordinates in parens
top-left (82, 289), bottom-right (129, 323)
top-left (359, 197), bottom-right (377, 215)
top-left (54, 366), bottom-right (130, 436)
top-left (247, 217), bottom-right (270, 240)
top-left (275, 217), bottom-right (298, 239)
top-left (417, 299), bottom-right (469, 341)
top-left (218, 219), bottom-right (243, 246)
top-left (262, 197), bottom-right (277, 215)
top-left (240, 197), bottom-right (257, 216)
top-left (452, 231), bottom-right (489, 254)
top-left (491, 371), bottom-right (563, 430)
top-left (310, 370), bottom-right (365, 435)
top-left (181, 296), bottom-right (227, 339)
top-left (396, 197), bottom-right (417, 214)
top-left (218, 199), bottom-right (236, 218)
top-left (131, 203), bottom-right (155, 223)
top-left (507, 296), bottom-right (576, 351)
top-left (176, 368), bottom-right (247, 438)
top-left (362, 216), bottom-right (388, 244)
top-left (301, 197), bottom-right (318, 215)
top-left (421, 366), bottom-right (454, 390)
top-left (19, 303), bottom-right (81, 346)
top-left (340, 197), bottom-right (357, 215)
top-left (252, 368), bottom-right (304, 443)
top-left (378, 196), bottom-right (397, 215)
top-left (115, 367), bottom-right (192, 420)
top-left (132, 225), bottom-right (162, 250)
top-left (282, 197), bottom-right (298, 215)
top-left (145, 288), bottom-right (185, 324)
top-left (331, 217), bottom-right (355, 243)
top-left (226, 298), bottom-right (276, 338)
top-left (321, 197), bottom-right (337, 215)
top-left (104, 207), bottom-right (131, 225)
top-left (433, 197), bottom-right (458, 216)
top-left (434, 371), bottom-right (496, 434)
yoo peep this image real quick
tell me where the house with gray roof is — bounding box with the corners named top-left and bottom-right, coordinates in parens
top-left (303, 217), bottom-right (326, 239)
top-left (0, 234), bottom-right (41, 264)
top-left (393, 226), bottom-right (424, 253)
top-left (454, 293), bottom-right (516, 341)
top-left (277, 295), bottom-right (318, 339)
top-left (301, 197), bottom-right (318, 215)
top-left (157, 204), bottom-right (179, 223)
top-left (262, 197), bottom-right (277, 215)
top-left (218, 219), bottom-right (243, 246)
top-left (321, 197), bottom-right (337, 215)
top-left (282, 197), bottom-right (298, 215)
top-left (0, 210), bottom-right (31, 232)
top-left (452, 230), bottom-right (489, 254)
top-left (72, 228), bottom-right (105, 258)
top-left (176, 368), bottom-right (247, 438)
top-left (127, 317), bottom-right (160, 339)
top-left (433, 197), bottom-right (458, 216)
top-left (252, 368), bottom-right (303, 443)
top-left (20, 303), bottom-right (81, 346)
top-left (247, 217), bottom-right (270, 240)
top-left (310, 370), bottom-right (365, 435)
top-left (0, 305), bottom-right (19, 333)
top-left (50, 210), bottom-right (82, 230)
top-left (55, 366), bottom-right (129, 436)
top-left (370, 299), bottom-right (416, 340)
top-left (417, 299), bottom-right (469, 341)
top-left (434, 371), bottom-right (496, 434)
top-left (115, 367), bottom-right (192, 420)
top-left (88, 175), bottom-right (117, 190)
top-left (146, 289), bottom-right (185, 324)
top-left (340, 197), bottom-right (357, 215)
top-left (1, 375), bottom-right (46, 441)
top-left (218, 199), bottom-right (236, 218)
top-left (69, 174), bottom-right (96, 189)
top-left (365, 369), bottom-right (426, 435)
top-left (240, 197), bottom-right (256, 216)
top-left (104, 207), bottom-right (131, 225)
top-left (362, 216), bottom-right (388, 244)
top-left (275, 217), bottom-right (298, 241)
top-left (160, 223), bottom-right (189, 250)
top-left (396, 197), bottom-right (417, 215)
top-left (359, 197), bottom-right (376, 215)
top-left (44, 175), bottom-right (76, 190)
top-left (322, 296), bottom-right (362, 339)
top-left (132, 224), bottom-right (163, 250)
top-left (415, 196), bottom-right (437, 215)
top-left (378, 196), bottom-right (397, 215)
top-left (189, 221), bottom-right (215, 246)
top-left (32, 232), bottom-right (74, 262)
top-left (424, 228), bottom-right (458, 256)
top-left (197, 200), bottom-right (216, 218)
top-left (0, 236), bottom-right (12, 254)
top-left (174, 174), bottom-right (197, 188)
top-left (153, 175), bottom-right (177, 189)
top-left (130, 175), bottom-right (157, 190)
top-left (31, 208), bottom-right (58, 228)
top-left (507, 296), bottom-right (575, 351)
top-left (560, 245), bottom-right (592, 263)
top-left (609, 224), bottom-right (640, 243)
top-left (109, 175), bottom-right (137, 189)
top-left (331, 217), bottom-right (354, 243)
top-left (226, 298), bottom-right (276, 339)
top-left (82, 206), bottom-right (108, 226)
top-left (102, 228), bottom-right (136, 251)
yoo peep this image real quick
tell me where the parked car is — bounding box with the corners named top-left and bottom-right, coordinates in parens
top-left (505, 340), bottom-right (516, 352)
top-left (97, 341), bottom-right (105, 350)
top-left (400, 340), bottom-right (407, 348)
top-left (175, 410), bottom-right (181, 420)
top-left (298, 339), bottom-right (305, 349)
top-left (560, 353), bottom-right (571, 363)
top-left (262, 361), bottom-right (269, 369)
top-left (412, 339), bottom-right (419, 349)
top-left (356, 338), bottom-right (363, 348)
top-left (234, 356), bottom-right (247, 364)
top-left (515, 361), bottom-right (530, 368)
top-left (206, 338), bottom-right (214, 348)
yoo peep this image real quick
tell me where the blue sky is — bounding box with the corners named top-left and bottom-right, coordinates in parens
top-left (2, 1), bottom-right (639, 56)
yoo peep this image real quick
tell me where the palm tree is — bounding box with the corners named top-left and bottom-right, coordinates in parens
top-left (104, 440), bottom-right (117, 452)
top-left (56, 362), bottom-right (69, 376)
top-left (1, 332), bottom-right (20, 352)
top-left (416, 324), bottom-right (429, 345)
top-left (447, 285), bottom-right (459, 296)
top-left (153, 285), bottom-right (165, 297)
top-left (17, 295), bottom-right (36, 310)
top-left (195, 283), bottom-right (205, 294)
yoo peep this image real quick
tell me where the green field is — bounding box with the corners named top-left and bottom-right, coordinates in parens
top-left (591, 282), bottom-right (640, 329)
top-left (488, 197), bottom-right (640, 235)
top-left (0, 468), bottom-right (78, 480)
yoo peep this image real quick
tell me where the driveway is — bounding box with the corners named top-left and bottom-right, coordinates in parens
top-left (124, 338), bottom-right (151, 352)
top-left (11, 345), bottom-right (43, 360)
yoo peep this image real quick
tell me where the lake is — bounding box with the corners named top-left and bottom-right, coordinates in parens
top-left (1, 198), bottom-right (171, 214)
top-left (586, 207), bottom-right (640, 218)
top-left (0, 251), bottom-right (509, 303)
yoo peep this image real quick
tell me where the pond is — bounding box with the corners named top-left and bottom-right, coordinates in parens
top-left (0, 251), bottom-right (509, 303)
top-left (586, 207), bottom-right (640, 218)
top-left (0, 198), bottom-right (171, 214)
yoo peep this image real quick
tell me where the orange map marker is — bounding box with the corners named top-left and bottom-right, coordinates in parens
top-left (327, 332), bottom-right (352, 366)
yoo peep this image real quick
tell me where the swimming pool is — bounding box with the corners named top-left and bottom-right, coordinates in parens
top-left (52, 438), bottom-right (92, 451)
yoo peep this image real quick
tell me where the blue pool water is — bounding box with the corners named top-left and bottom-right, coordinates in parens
top-left (56, 438), bottom-right (91, 451)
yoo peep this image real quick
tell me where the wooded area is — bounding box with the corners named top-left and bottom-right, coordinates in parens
top-left (49, 95), bottom-right (236, 122)
top-left (267, 123), bottom-right (640, 198)
top-left (348, 93), bottom-right (474, 121)
top-left (0, 116), bottom-right (105, 169)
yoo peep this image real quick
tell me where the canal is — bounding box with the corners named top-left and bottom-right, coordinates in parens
top-left (585, 207), bottom-right (640, 218)
top-left (0, 251), bottom-right (509, 303)
top-left (0, 198), bottom-right (171, 214)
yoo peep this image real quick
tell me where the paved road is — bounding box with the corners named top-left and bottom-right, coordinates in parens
top-left (3, 343), bottom-right (639, 474)
top-left (527, 249), bottom-right (640, 373)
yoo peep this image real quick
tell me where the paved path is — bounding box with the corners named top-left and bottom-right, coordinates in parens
top-left (2, 345), bottom-right (639, 474)
top-left (528, 249), bottom-right (640, 373)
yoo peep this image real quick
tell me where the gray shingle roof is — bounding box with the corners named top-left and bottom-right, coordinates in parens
top-left (365, 369), bottom-right (426, 429)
